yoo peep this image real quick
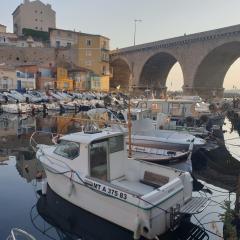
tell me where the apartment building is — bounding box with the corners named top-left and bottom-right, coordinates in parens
top-left (12, 0), bottom-right (56, 36)
top-left (50, 28), bottom-right (110, 91)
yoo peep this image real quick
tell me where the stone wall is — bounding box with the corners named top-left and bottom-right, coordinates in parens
top-left (0, 46), bottom-right (56, 66)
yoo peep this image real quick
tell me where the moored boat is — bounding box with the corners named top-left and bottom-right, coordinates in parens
top-left (35, 129), bottom-right (208, 239)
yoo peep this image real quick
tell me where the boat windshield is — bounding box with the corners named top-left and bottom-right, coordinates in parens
top-left (54, 140), bottom-right (80, 160)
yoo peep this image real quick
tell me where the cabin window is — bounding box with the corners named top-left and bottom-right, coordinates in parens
top-left (109, 135), bottom-right (124, 153)
top-left (54, 140), bottom-right (80, 160)
top-left (90, 140), bottom-right (108, 180)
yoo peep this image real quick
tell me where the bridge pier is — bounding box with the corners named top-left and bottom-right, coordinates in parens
top-left (183, 86), bottom-right (224, 99)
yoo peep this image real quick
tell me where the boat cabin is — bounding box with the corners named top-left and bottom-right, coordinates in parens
top-left (136, 99), bottom-right (199, 119)
top-left (122, 108), bottom-right (152, 122)
top-left (45, 130), bottom-right (193, 199)
top-left (53, 130), bottom-right (127, 182)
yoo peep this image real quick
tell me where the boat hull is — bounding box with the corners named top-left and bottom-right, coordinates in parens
top-left (43, 167), bottom-right (184, 239)
top-left (128, 138), bottom-right (202, 151)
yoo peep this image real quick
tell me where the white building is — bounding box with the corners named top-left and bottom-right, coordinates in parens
top-left (12, 0), bottom-right (56, 36)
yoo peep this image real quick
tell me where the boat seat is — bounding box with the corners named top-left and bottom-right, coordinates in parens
top-left (140, 171), bottom-right (169, 188)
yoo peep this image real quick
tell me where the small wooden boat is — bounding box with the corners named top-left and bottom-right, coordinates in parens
top-left (129, 145), bottom-right (190, 164)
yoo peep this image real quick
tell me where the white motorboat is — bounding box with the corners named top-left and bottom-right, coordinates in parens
top-left (129, 119), bottom-right (206, 151)
top-left (35, 129), bottom-right (208, 239)
top-left (29, 90), bottom-right (49, 102)
top-left (3, 91), bottom-right (23, 103)
top-left (86, 109), bottom-right (206, 151)
top-left (24, 92), bottom-right (42, 103)
top-left (9, 90), bottom-right (26, 102)
top-left (48, 91), bottom-right (64, 101)
top-left (1, 103), bottom-right (32, 114)
top-left (45, 102), bottom-right (60, 111)
top-left (60, 101), bottom-right (78, 111)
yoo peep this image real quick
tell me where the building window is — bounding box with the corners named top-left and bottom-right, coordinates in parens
top-left (86, 50), bottom-right (92, 56)
top-left (86, 39), bottom-right (92, 46)
top-left (35, 18), bottom-right (38, 22)
top-left (35, 27), bottom-right (38, 30)
top-left (102, 66), bottom-right (106, 75)
top-left (68, 32), bottom-right (72, 37)
top-left (56, 41), bottom-right (60, 48)
top-left (40, 11), bottom-right (43, 14)
top-left (35, 10), bottom-right (37, 13)
top-left (67, 42), bottom-right (71, 48)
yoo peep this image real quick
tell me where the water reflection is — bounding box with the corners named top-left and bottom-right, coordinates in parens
top-left (1, 113), bottom-right (240, 239)
top-left (16, 155), bottom-right (45, 183)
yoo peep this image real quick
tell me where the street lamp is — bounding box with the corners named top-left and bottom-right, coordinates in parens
top-left (133, 19), bottom-right (142, 46)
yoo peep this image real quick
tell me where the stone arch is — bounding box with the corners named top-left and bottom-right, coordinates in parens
top-left (110, 57), bottom-right (131, 90)
top-left (193, 42), bottom-right (240, 97)
top-left (139, 52), bottom-right (183, 95)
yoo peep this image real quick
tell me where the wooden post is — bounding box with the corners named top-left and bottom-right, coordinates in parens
top-left (128, 96), bottom-right (132, 158)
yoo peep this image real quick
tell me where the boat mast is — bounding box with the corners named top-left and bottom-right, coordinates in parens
top-left (128, 96), bottom-right (132, 158)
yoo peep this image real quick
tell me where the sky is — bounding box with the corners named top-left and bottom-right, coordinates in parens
top-left (1, 0), bottom-right (240, 90)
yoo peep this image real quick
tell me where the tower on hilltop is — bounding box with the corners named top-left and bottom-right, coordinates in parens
top-left (12, 0), bottom-right (56, 37)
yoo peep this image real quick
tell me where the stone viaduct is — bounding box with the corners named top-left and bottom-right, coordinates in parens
top-left (110, 24), bottom-right (240, 98)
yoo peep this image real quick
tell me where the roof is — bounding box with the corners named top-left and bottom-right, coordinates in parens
top-left (12, 4), bottom-right (22, 16)
top-left (0, 24), bottom-right (6, 28)
top-left (49, 28), bottom-right (110, 40)
top-left (61, 130), bottom-right (123, 144)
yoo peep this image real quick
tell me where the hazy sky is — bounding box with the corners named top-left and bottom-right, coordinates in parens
top-left (1, 0), bottom-right (240, 90)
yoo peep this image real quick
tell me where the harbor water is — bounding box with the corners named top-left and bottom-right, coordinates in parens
top-left (0, 112), bottom-right (240, 239)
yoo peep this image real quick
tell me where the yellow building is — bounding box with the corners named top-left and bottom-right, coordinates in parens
top-left (50, 28), bottom-right (110, 91)
top-left (56, 67), bottom-right (73, 91)
top-left (91, 75), bottom-right (109, 92)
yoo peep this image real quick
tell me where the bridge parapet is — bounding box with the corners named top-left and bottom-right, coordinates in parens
top-left (111, 24), bottom-right (240, 56)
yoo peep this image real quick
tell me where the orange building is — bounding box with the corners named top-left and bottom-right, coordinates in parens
top-left (56, 67), bottom-right (73, 91)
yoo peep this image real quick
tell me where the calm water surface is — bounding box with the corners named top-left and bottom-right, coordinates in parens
top-left (0, 113), bottom-right (239, 239)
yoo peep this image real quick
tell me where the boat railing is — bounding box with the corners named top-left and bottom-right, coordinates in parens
top-left (7, 228), bottom-right (36, 240)
top-left (30, 130), bottom-right (57, 152)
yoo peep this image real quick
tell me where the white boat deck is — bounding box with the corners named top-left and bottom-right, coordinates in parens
top-left (111, 178), bottom-right (155, 196)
